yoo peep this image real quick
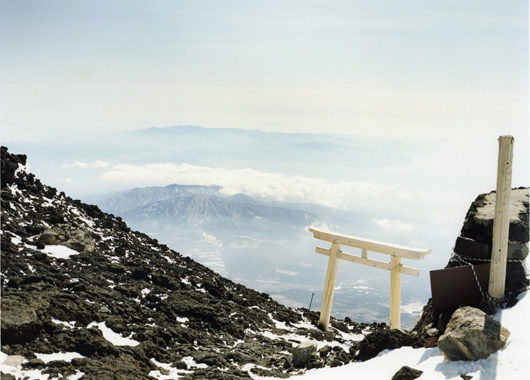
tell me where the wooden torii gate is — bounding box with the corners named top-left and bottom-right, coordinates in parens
top-left (310, 227), bottom-right (431, 330)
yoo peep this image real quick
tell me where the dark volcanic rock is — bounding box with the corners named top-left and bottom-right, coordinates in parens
top-left (391, 365), bottom-right (423, 380)
top-left (1, 146), bottom-right (376, 379)
top-left (356, 329), bottom-right (421, 361)
top-left (1, 296), bottom-right (41, 344)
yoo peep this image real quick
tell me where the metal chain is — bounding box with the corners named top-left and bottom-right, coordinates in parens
top-left (449, 252), bottom-right (525, 307)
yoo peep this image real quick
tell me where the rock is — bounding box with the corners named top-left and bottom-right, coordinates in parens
top-left (357, 329), bottom-right (421, 361)
top-left (1, 297), bottom-right (40, 344)
top-left (391, 365), bottom-right (423, 380)
top-left (438, 306), bottom-right (510, 361)
top-left (460, 375), bottom-right (473, 380)
top-left (454, 236), bottom-right (528, 261)
top-left (2, 355), bottom-right (26, 367)
top-left (24, 358), bottom-right (45, 369)
top-left (318, 345), bottom-right (332, 358)
top-left (292, 340), bottom-right (318, 368)
top-left (460, 188), bottom-right (529, 243)
top-left (99, 306), bottom-right (111, 314)
top-left (37, 224), bottom-right (94, 253)
top-left (426, 327), bottom-right (438, 337)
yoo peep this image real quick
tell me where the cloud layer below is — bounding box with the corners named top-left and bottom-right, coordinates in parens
top-left (97, 161), bottom-right (443, 215)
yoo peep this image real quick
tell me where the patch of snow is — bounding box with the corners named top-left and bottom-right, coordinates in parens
top-left (182, 356), bottom-right (208, 369)
top-left (35, 352), bottom-right (85, 363)
top-left (70, 208), bottom-right (95, 227)
top-left (51, 318), bottom-right (76, 329)
top-left (162, 255), bottom-right (175, 264)
top-left (181, 277), bottom-right (191, 286)
top-left (87, 321), bottom-right (140, 347)
top-left (41, 196), bottom-right (55, 208)
top-left (0, 352), bottom-right (48, 379)
top-left (10, 235), bottom-right (22, 245)
top-left (14, 162), bottom-right (28, 177)
top-left (231, 339), bottom-right (245, 347)
top-left (141, 288), bottom-right (151, 297)
top-left (292, 320), bottom-right (315, 330)
top-left (401, 301), bottom-right (425, 315)
top-left (68, 371), bottom-right (85, 380)
top-left (8, 184), bottom-right (22, 197)
top-left (41, 245), bottom-right (79, 259)
top-left (177, 317), bottom-right (189, 324)
top-left (242, 363), bottom-right (272, 379)
top-left (149, 358), bottom-right (192, 379)
top-left (268, 313), bottom-right (292, 330)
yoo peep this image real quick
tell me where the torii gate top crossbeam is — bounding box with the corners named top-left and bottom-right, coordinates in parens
top-left (309, 228), bottom-right (430, 260)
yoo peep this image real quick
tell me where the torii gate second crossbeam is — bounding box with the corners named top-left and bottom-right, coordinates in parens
top-left (310, 227), bottom-right (431, 331)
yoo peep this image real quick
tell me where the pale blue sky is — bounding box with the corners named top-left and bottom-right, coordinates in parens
top-left (1, 0), bottom-right (527, 141)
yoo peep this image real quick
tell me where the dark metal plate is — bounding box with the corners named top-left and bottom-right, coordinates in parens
top-left (430, 264), bottom-right (490, 309)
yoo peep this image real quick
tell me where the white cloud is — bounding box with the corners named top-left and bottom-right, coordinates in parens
top-left (275, 268), bottom-right (299, 277)
top-left (61, 161), bottom-right (111, 169)
top-left (375, 218), bottom-right (417, 233)
top-left (99, 162), bottom-right (428, 210)
top-left (401, 301), bottom-right (425, 315)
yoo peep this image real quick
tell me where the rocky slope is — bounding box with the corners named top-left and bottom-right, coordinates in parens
top-left (1, 147), bottom-right (403, 380)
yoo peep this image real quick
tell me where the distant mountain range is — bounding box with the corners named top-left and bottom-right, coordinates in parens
top-left (98, 184), bottom-right (314, 231)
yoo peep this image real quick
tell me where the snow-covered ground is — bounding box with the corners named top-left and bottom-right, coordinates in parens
top-left (278, 255), bottom-right (530, 380)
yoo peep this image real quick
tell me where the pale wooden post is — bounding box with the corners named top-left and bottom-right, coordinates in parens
top-left (319, 243), bottom-right (340, 331)
top-left (389, 255), bottom-right (401, 329)
top-left (489, 136), bottom-right (514, 300)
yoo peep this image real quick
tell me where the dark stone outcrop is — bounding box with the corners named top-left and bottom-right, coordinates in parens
top-left (452, 188), bottom-right (529, 293)
top-left (412, 188), bottom-right (528, 345)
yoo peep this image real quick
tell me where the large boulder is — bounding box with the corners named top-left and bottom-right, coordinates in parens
top-left (438, 306), bottom-right (509, 361)
top-left (38, 224), bottom-right (94, 253)
top-left (1, 297), bottom-right (41, 344)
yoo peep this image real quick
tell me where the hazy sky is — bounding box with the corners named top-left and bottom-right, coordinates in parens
top-left (1, 0), bottom-right (528, 142)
